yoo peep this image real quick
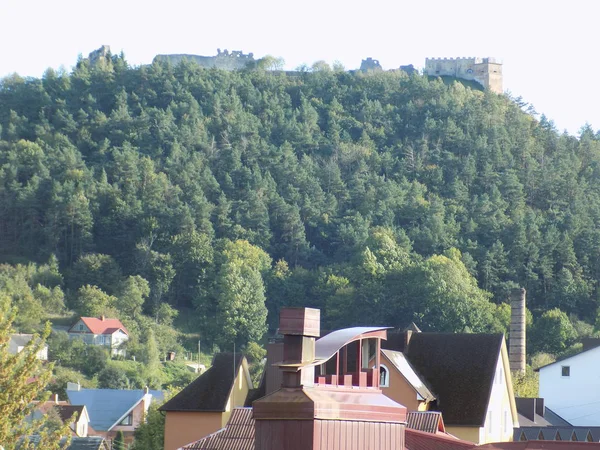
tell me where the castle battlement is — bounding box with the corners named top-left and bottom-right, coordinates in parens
top-left (425, 56), bottom-right (503, 93)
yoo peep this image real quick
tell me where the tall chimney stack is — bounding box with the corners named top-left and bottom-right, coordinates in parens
top-left (278, 307), bottom-right (320, 388)
top-left (509, 288), bottom-right (526, 374)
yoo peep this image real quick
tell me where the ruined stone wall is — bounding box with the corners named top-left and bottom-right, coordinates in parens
top-left (425, 57), bottom-right (503, 94)
top-left (153, 49), bottom-right (255, 71)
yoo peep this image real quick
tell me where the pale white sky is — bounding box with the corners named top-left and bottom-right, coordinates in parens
top-left (1, 0), bottom-right (596, 135)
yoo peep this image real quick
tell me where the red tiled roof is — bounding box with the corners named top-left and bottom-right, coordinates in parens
top-left (405, 428), bottom-right (476, 450)
top-left (72, 317), bottom-right (128, 336)
top-left (181, 408), bottom-right (254, 450)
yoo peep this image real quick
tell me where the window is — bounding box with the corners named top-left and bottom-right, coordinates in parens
top-left (119, 413), bottom-right (133, 426)
top-left (379, 364), bottom-right (389, 387)
top-left (487, 411), bottom-right (493, 433)
top-left (562, 366), bottom-right (570, 377)
top-left (504, 410), bottom-right (509, 434)
top-left (78, 324), bottom-right (84, 331)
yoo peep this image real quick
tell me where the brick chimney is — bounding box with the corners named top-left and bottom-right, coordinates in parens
top-left (509, 288), bottom-right (526, 374)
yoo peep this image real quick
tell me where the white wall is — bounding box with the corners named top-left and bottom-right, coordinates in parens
top-left (482, 353), bottom-right (515, 443)
top-left (539, 346), bottom-right (600, 425)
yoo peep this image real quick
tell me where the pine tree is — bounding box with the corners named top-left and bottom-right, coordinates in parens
top-left (113, 430), bottom-right (125, 450)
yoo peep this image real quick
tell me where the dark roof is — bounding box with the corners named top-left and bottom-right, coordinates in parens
top-left (19, 436), bottom-right (108, 450)
top-left (406, 411), bottom-right (445, 434)
top-left (403, 333), bottom-right (504, 426)
top-left (56, 405), bottom-right (85, 423)
top-left (515, 426), bottom-right (600, 442)
top-left (160, 352), bottom-right (244, 412)
top-left (244, 364), bottom-right (266, 407)
top-left (479, 442), bottom-right (600, 449)
top-left (182, 408), bottom-right (254, 450)
top-left (405, 428), bottom-right (475, 450)
top-left (544, 407), bottom-right (572, 426)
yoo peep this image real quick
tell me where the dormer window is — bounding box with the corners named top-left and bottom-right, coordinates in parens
top-left (379, 364), bottom-right (390, 387)
top-left (562, 366), bottom-right (570, 377)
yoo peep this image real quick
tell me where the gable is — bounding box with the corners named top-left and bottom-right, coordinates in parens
top-left (68, 320), bottom-right (91, 334)
top-left (404, 333), bottom-right (504, 426)
top-left (538, 344), bottom-right (600, 373)
top-left (66, 389), bottom-right (147, 431)
top-left (160, 353), bottom-right (245, 412)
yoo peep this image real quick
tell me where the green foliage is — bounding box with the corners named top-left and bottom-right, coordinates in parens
top-left (212, 240), bottom-right (271, 348)
top-left (113, 430), bottom-right (125, 450)
top-left (130, 399), bottom-right (166, 450)
top-left (512, 366), bottom-right (539, 398)
top-left (531, 308), bottom-right (578, 354)
top-left (0, 294), bottom-right (70, 449)
top-left (98, 365), bottom-right (130, 389)
top-left (2, 59), bottom-right (600, 357)
top-left (73, 285), bottom-right (118, 318)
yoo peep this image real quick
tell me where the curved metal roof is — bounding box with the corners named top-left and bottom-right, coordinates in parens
top-left (314, 326), bottom-right (390, 363)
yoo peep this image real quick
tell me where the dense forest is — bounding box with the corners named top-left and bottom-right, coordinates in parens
top-left (1, 52), bottom-right (599, 374)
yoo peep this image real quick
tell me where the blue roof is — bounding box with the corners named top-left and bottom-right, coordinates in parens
top-left (66, 389), bottom-right (163, 431)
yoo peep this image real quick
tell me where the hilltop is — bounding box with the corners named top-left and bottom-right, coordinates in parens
top-left (0, 51), bottom-right (598, 382)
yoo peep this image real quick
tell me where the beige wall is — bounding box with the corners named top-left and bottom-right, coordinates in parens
top-left (380, 362), bottom-right (422, 412)
top-left (163, 360), bottom-right (252, 450)
top-left (446, 426), bottom-right (483, 443)
top-left (164, 412), bottom-right (222, 450)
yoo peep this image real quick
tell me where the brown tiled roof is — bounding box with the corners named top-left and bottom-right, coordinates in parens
top-left (406, 411), bottom-right (445, 434)
top-left (181, 408), bottom-right (254, 450)
top-left (405, 428), bottom-right (475, 450)
top-left (403, 333), bottom-right (504, 427)
top-left (160, 352), bottom-right (244, 412)
top-left (56, 405), bottom-right (85, 423)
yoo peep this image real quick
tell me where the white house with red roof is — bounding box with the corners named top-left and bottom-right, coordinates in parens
top-left (68, 316), bottom-right (129, 356)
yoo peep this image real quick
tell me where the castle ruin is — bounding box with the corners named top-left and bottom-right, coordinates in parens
top-left (153, 49), bottom-right (255, 71)
top-left (424, 57), bottom-right (503, 93)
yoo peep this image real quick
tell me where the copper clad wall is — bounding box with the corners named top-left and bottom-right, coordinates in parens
top-left (255, 420), bottom-right (404, 450)
top-left (255, 419), bottom-right (314, 450)
top-left (313, 420), bottom-right (405, 450)
top-left (279, 308), bottom-right (320, 337)
top-left (265, 342), bottom-right (283, 395)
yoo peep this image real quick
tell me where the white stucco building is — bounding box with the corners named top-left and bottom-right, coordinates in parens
top-left (538, 343), bottom-right (600, 425)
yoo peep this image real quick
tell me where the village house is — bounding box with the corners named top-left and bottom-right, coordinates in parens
top-left (159, 352), bottom-right (253, 450)
top-left (9, 334), bottom-right (48, 360)
top-left (173, 307), bottom-right (600, 450)
top-left (382, 329), bottom-right (519, 444)
top-left (66, 384), bottom-right (162, 443)
top-left (67, 316), bottom-right (129, 356)
top-left (538, 338), bottom-right (600, 426)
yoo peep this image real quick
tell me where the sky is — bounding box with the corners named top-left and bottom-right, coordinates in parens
top-left (1, 0), bottom-right (597, 135)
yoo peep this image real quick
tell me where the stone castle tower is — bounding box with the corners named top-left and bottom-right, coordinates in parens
top-left (425, 57), bottom-right (503, 94)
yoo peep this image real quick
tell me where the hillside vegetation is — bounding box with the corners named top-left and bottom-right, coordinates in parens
top-left (1, 54), bottom-right (599, 365)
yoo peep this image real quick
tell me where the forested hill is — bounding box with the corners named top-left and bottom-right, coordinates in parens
top-left (1, 54), bottom-right (599, 355)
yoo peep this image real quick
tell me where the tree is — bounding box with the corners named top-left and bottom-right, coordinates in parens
top-left (130, 400), bottom-right (165, 450)
top-left (530, 308), bottom-right (577, 354)
top-left (212, 240), bottom-right (271, 348)
top-left (0, 294), bottom-right (70, 449)
top-left (113, 430), bottom-right (125, 450)
top-left (73, 285), bottom-right (118, 318)
top-left (117, 275), bottom-right (150, 319)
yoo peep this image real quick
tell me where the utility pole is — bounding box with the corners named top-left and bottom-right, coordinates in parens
top-left (198, 339), bottom-right (201, 373)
